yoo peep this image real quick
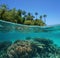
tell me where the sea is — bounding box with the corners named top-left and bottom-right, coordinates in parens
top-left (0, 20), bottom-right (60, 58)
top-left (0, 20), bottom-right (60, 46)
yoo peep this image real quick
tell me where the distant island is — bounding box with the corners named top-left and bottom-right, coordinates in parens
top-left (0, 4), bottom-right (47, 26)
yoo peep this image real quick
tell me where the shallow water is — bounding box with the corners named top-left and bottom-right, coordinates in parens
top-left (0, 20), bottom-right (60, 47)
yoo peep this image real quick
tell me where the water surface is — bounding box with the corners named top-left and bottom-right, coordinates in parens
top-left (0, 20), bottom-right (60, 46)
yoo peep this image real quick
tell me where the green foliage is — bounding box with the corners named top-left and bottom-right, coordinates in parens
top-left (26, 15), bottom-right (33, 20)
top-left (34, 19), bottom-right (45, 26)
top-left (17, 16), bottom-right (24, 24)
top-left (24, 20), bottom-right (34, 25)
top-left (0, 4), bottom-right (47, 26)
top-left (17, 9), bottom-right (22, 17)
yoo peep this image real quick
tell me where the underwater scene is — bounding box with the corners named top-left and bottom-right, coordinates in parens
top-left (0, 20), bottom-right (60, 58)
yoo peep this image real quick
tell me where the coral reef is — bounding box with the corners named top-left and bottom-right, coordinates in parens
top-left (0, 38), bottom-right (60, 58)
top-left (7, 40), bottom-right (36, 58)
top-left (0, 41), bottom-right (12, 58)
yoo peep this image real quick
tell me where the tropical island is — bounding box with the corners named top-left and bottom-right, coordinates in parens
top-left (0, 4), bottom-right (47, 26)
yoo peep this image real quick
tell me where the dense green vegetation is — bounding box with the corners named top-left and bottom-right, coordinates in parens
top-left (0, 4), bottom-right (47, 26)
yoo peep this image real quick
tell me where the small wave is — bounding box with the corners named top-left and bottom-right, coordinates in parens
top-left (0, 20), bottom-right (60, 33)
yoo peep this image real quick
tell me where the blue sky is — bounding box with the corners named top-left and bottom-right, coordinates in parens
top-left (0, 0), bottom-right (60, 25)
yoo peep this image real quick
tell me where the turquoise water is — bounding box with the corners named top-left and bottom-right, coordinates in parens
top-left (0, 20), bottom-right (60, 47)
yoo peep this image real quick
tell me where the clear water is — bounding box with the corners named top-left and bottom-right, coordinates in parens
top-left (0, 20), bottom-right (60, 47)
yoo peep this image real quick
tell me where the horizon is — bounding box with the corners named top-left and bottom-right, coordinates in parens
top-left (0, 0), bottom-right (60, 25)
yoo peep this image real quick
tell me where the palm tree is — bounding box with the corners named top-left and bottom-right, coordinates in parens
top-left (28, 12), bottom-right (31, 16)
top-left (17, 9), bottom-right (22, 17)
top-left (0, 4), bottom-right (7, 10)
top-left (31, 15), bottom-right (35, 20)
top-left (22, 11), bottom-right (26, 22)
top-left (43, 14), bottom-right (47, 23)
top-left (22, 10), bottom-right (26, 16)
top-left (40, 15), bottom-right (42, 20)
top-left (35, 12), bottom-right (38, 19)
top-left (24, 15), bottom-right (27, 20)
top-left (26, 12), bottom-right (33, 20)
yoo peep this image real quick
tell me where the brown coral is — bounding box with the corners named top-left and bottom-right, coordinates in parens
top-left (7, 40), bottom-right (36, 58)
